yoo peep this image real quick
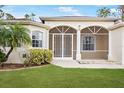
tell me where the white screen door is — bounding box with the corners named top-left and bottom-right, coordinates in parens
top-left (64, 35), bottom-right (72, 57)
top-left (53, 34), bottom-right (73, 58)
top-left (54, 35), bottom-right (62, 57)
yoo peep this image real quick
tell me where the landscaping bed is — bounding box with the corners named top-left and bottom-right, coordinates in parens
top-left (0, 63), bottom-right (49, 70)
top-left (0, 49), bottom-right (52, 70)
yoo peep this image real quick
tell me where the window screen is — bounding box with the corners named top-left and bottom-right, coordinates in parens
top-left (81, 36), bottom-right (95, 51)
top-left (32, 31), bottom-right (43, 47)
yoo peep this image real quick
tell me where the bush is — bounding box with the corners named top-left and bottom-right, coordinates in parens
top-left (44, 49), bottom-right (53, 63)
top-left (24, 49), bottom-right (53, 66)
top-left (0, 49), bottom-right (6, 64)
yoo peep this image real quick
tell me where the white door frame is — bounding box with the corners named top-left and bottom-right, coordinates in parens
top-left (53, 33), bottom-right (73, 59)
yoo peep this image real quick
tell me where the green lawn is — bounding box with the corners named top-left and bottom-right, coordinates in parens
top-left (0, 64), bottom-right (124, 88)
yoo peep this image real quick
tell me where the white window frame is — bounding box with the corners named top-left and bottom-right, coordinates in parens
top-left (81, 35), bottom-right (96, 52)
top-left (32, 31), bottom-right (43, 48)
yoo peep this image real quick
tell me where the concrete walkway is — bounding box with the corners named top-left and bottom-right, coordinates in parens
top-left (52, 59), bottom-right (124, 69)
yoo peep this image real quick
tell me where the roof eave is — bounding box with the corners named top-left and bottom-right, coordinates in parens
top-left (40, 16), bottom-right (119, 22)
top-left (0, 19), bottom-right (50, 30)
top-left (108, 22), bottom-right (124, 30)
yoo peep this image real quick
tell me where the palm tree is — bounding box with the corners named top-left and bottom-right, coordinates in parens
top-left (0, 5), bottom-right (15, 20)
top-left (6, 13), bottom-right (15, 20)
top-left (31, 13), bottom-right (36, 21)
top-left (0, 6), bottom-right (5, 19)
top-left (24, 13), bottom-right (36, 21)
top-left (24, 14), bottom-right (30, 20)
top-left (97, 7), bottom-right (111, 17)
top-left (0, 24), bottom-right (31, 61)
top-left (0, 9), bottom-right (4, 18)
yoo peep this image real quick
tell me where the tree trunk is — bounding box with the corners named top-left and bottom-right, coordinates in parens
top-left (5, 46), bottom-right (13, 61)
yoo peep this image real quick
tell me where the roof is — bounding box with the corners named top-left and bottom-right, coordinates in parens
top-left (40, 16), bottom-right (119, 22)
top-left (108, 22), bottom-right (124, 30)
top-left (0, 19), bottom-right (50, 30)
top-left (1, 18), bottom-right (123, 31)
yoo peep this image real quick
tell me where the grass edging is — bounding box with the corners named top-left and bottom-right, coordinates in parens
top-left (0, 64), bottom-right (49, 72)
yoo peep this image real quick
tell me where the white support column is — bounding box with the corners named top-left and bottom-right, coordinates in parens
top-left (122, 31), bottom-right (124, 65)
top-left (122, 46), bottom-right (124, 65)
top-left (46, 30), bottom-right (49, 49)
top-left (76, 29), bottom-right (81, 60)
top-left (62, 33), bottom-right (64, 58)
top-left (108, 31), bottom-right (113, 61)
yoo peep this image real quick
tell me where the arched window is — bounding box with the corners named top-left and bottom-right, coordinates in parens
top-left (32, 31), bottom-right (43, 47)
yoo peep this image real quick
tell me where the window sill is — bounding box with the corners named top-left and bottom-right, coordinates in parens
top-left (81, 50), bottom-right (96, 52)
top-left (31, 47), bottom-right (43, 49)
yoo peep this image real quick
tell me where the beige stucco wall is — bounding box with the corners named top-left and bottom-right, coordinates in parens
top-left (122, 29), bottom-right (124, 65)
top-left (81, 52), bottom-right (108, 59)
top-left (45, 21), bottom-right (114, 30)
top-left (110, 27), bottom-right (123, 64)
top-left (5, 47), bottom-right (24, 64)
top-left (96, 35), bottom-right (108, 50)
top-left (110, 27), bottom-right (124, 64)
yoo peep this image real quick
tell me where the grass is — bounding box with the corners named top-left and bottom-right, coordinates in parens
top-left (0, 64), bottom-right (124, 88)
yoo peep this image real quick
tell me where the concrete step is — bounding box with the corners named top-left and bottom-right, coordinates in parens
top-left (52, 59), bottom-right (75, 62)
top-left (78, 60), bottom-right (116, 64)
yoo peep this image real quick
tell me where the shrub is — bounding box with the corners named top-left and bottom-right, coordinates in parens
top-left (24, 49), bottom-right (52, 66)
top-left (0, 49), bottom-right (6, 64)
top-left (44, 49), bottom-right (53, 63)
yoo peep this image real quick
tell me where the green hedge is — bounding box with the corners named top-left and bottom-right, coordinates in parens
top-left (24, 49), bottom-right (53, 66)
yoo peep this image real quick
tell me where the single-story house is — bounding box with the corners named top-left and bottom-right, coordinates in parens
top-left (2, 16), bottom-right (124, 65)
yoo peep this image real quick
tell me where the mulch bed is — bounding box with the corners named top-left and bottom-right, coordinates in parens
top-left (0, 63), bottom-right (49, 70)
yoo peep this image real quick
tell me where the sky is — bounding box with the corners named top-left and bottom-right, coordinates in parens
top-left (1, 5), bottom-right (118, 21)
